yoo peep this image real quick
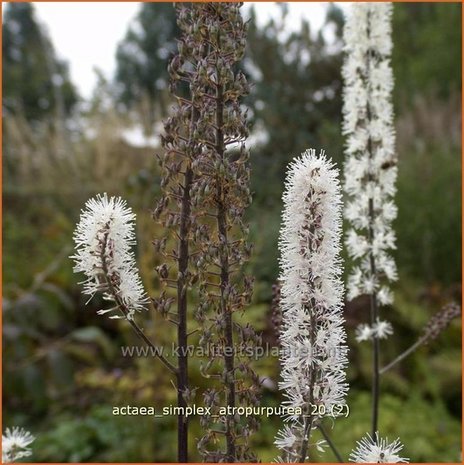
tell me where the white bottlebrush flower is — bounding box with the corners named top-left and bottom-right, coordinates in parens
top-left (2, 427), bottom-right (35, 462)
top-left (342, 3), bottom-right (397, 306)
top-left (350, 433), bottom-right (409, 463)
top-left (275, 149), bottom-right (348, 462)
top-left (71, 193), bottom-right (148, 320)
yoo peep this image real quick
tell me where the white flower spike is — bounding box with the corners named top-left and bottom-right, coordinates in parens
top-left (350, 433), bottom-right (409, 463)
top-left (275, 149), bottom-right (348, 462)
top-left (2, 427), bottom-right (35, 463)
top-left (342, 3), bottom-right (398, 304)
top-left (71, 193), bottom-right (148, 320)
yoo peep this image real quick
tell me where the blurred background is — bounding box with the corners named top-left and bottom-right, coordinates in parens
top-left (2, 2), bottom-right (461, 462)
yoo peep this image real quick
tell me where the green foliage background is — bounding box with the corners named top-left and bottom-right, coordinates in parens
top-left (2, 2), bottom-right (461, 462)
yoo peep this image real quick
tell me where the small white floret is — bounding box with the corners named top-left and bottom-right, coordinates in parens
top-left (2, 427), bottom-right (35, 463)
top-left (350, 432), bottom-right (409, 463)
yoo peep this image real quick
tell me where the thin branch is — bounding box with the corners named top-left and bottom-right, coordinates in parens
top-left (125, 317), bottom-right (178, 375)
top-left (317, 424), bottom-right (344, 463)
top-left (380, 337), bottom-right (426, 375)
top-left (100, 233), bottom-right (178, 376)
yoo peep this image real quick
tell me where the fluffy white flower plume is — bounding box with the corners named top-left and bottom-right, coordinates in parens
top-left (72, 193), bottom-right (148, 320)
top-left (2, 427), bottom-right (35, 462)
top-left (275, 149), bottom-right (348, 462)
top-left (350, 433), bottom-right (409, 463)
top-left (342, 3), bottom-right (397, 305)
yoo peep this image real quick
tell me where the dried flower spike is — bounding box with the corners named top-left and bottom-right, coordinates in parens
top-left (275, 149), bottom-right (348, 462)
top-left (173, 4), bottom-right (259, 461)
top-left (423, 301), bottom-right (461, 342)
top-left (380, 302), bottom-right (461, 375)
top-left (2, 427), bottom-right (35, 463)
top-left (71, 193), bottom-right (148, 320)
top-left (350, 433), bottom-right (409, 463)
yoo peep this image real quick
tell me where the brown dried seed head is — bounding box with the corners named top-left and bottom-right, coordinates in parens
top-left (423, 302), bottom-right (461, 342)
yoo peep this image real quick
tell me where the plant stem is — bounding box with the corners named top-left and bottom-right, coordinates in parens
top-left (317, 424), bottom-right (344, 463)
top-left (173, 98), bottom-right (199, 462)
top-left (368, 214), bottom-right (380, 439)
top-left (380, 337), bottom-right (426, 374)
top-left (176, 164), bottom-right (193, 462)
top-left (298, 303), bottom-right (316, 463)
top-left (366, 12), bottom-right (380, 438)
top-left (100, 231), bottom-right (178, 376)
top-left (125, 317), bottom-right (178, 375)
top-left (215, 75), bottom-right (236, 462)
top-left (299, 415), bottom-right (314, 463)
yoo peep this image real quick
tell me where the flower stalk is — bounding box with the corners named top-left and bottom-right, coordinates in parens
top-left (275, 149), bottom-right (348, 463)
top-left (342, 2), bottom-right (396, 437)
top-left (72, 194), bottom-right (177, 375)
top-left (178, 3), bottom-right (260, 461)
top-left (155, 5), bottom-right (203, 458)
